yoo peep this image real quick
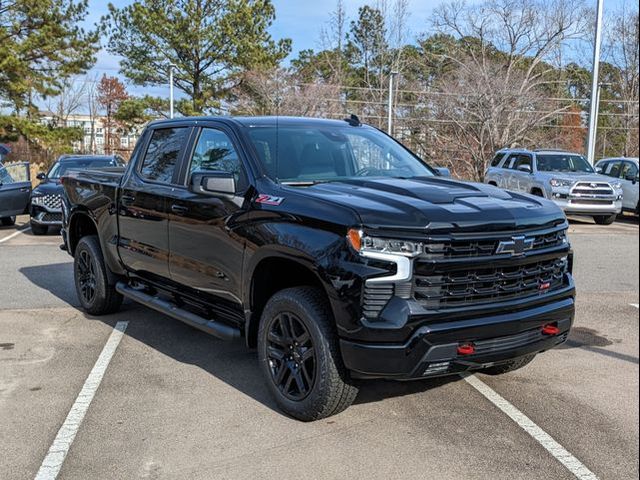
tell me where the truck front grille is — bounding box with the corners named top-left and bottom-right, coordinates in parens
top-left (37, 194), bottom-right (63, 210)
top-left (571, 182), bottom-right (614, 197)
top-left (422, 226), bottom-right (566, 259)
top-left (413, 256), bottom-right (568, 310)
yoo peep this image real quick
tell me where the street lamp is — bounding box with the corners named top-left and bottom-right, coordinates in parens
top-left (168, 63), bottom-right (177, 119)
top-left (387, 70), bottom-right (399, 135)
top-left (586, 0), bottom-right (604, 164)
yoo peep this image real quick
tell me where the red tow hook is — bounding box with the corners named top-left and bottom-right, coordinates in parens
top-left (457, 343), bottom-right (476, 355)
top-left (542, 323), bottom-right (560, 336)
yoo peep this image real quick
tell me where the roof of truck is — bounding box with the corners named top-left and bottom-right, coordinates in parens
top-left (147, 115), bottom-right (369, 129)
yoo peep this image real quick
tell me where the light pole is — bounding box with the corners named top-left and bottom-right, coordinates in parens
top-left (168, 63), bottom-right (176, 119)
top-left (387, 70), bottom-right (399, 135)
top-left (586, 0), bottom-right (604, 164)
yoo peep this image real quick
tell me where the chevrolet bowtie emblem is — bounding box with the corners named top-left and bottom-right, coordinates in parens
top-left (496, 235), bottom-right (534, 256)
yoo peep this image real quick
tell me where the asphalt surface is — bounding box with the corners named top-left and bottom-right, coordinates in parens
top-left (0, 215), bottom-right (638, 480)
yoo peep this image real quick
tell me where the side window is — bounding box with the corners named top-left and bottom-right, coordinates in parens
top-left (139, 127), bottom-right (188, 183)
top-left (621, 161), bottom-right (638, 179)
top-left (490, 153), bottom-right (505, 167)
top-left (513, 155), bottom-right (532, 170)
top-left (605, 161), bottom-right (623, 178)
top-left (189, 128), bottom-right (246, 189)
top-left (504, 154), bottom-right (518, 169)
top-left (597, 161), bottom-right (609, 175)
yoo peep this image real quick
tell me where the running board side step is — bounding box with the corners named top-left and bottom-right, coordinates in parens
top-left (115, 282), bottom-right (241, 341)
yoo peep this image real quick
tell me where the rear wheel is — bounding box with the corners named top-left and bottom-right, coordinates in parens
top-left (1, 216), bottom-right (16, 226)
top-left (74, 235), bottom-right (123, 315)
top-left (481, 354), bottom-right (536, 375)
top-left (593, 214), bottom-right (616, 225)
top-left (30, 221), bottom-right (48, 235)
top-left (258, 287), bottom-right (358, 421)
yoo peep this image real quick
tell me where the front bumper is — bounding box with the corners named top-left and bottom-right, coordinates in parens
top-left (340, 287), bottom-right (575, 380)
top-left (30, 205), bottom-right (63, 226)
top-left (551, 197), bottom-right (622, 216)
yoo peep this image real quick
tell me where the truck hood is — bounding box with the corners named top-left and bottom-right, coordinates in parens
top-left (32, 180), bottom-right (63, 196)
top-left (287, 177), bottom-right (564, 233)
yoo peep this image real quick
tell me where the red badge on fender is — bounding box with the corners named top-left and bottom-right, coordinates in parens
top-left (256, 194), bottom-right (284, 206)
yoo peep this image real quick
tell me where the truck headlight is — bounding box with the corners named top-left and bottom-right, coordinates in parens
top-left (347, 229), bottom-right (422, 257)
top-left (549, 178), bottom-right (574, 188)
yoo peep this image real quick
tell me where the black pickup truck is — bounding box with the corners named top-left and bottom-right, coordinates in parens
top-left (61, 116), bottom-right (575, 421)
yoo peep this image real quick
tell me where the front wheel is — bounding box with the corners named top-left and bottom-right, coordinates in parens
top-left (74, 235), bottom-right (123, 315)
top-left (1, 216), bottom-right (16, 226)
top-left (258, 287), bottom-right (359, 421)
top-left (593, 214), bottom-right (616, 225)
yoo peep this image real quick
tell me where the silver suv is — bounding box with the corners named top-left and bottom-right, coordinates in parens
top-left (595, 157), bottom-right (639, 216)
top-left (485, 149), bottom-right (623, 225)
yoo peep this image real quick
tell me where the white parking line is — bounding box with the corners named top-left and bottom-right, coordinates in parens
top-left (0, 225), bottom-right (31, 244)
top-left (34, 321), bottom-right (129, 480)
top-left (463, 374), bottom-right (599, 480)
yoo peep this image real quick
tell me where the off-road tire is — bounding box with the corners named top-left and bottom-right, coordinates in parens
top-left (30, 221), bottom-right (48, 235)
top-left (481, 354), bottom-right (536, 375)
top-left (258, 287), bottom-right (359, 421)
top-left (593, 214), bottom-right (616, 225)
top-left (74, 235), bottom-right (123, 315)
top-left (1, 216), bottom-right (16, 226)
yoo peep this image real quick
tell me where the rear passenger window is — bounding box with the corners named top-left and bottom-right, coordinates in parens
top-left (139, 127), bottom-right (188, 183)
top-left (490, 153), bottom-right (505, 167)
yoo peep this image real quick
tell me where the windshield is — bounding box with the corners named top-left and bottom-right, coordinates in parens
top-left (247, 124), bottom-right (434, 184)
top-left (537, 154), bottom-right (594, 173)
top-left (47, 158), bottom-right (119, 179)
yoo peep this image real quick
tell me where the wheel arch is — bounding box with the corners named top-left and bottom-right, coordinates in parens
top-left (244, 250), bottom-right (331, 349)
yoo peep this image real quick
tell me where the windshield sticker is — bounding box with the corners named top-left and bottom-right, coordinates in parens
top-left (256, 194), bottom-right (284, 206)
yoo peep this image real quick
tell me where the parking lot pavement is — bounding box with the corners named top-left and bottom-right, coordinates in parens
top-left (1, 216), bottom-right (638, 480)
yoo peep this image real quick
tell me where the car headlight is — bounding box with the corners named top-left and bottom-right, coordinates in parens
top-left (31, 195), bottom-right (45, 206)
top-left (611, 181), bottom-right (622, 190)
top-left (549, 178), bottom-right (574, 188)
top-left (348, 229), bottom-right (422, 257)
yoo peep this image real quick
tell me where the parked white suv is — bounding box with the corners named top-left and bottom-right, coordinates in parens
top-left (485, 149), bottom-right (623, 225)
top-left (595, 157), bottom-right (639, 216)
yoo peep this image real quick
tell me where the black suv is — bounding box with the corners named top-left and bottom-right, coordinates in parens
top-left (61, 116), bottom-right (575, 420)
top-left (30, 155), bottom-right (125, 234)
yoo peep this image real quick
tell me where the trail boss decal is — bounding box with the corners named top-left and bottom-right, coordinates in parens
top-left (256, 194), bottom-right (284, 206)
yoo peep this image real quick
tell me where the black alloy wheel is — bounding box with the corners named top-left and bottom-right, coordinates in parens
top-left (76, 249), bottom-right (97, 304)
top-left (266, 312), bottom-right (316, 401)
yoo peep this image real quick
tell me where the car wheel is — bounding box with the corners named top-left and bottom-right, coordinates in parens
top-left (480, 354), bottom-right (536, 375)
top-left (1, 216), bottom-right (16, 226)
top-left (258, 287), bottom-right (359, 421)
top-left (593, 214), bottom-right (616, 225)
top-left (74, 235), bottom-right (123, 315)
top-left (30, 221), bottom-right (48, 235)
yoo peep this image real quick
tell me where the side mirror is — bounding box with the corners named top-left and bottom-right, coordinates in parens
top-left (595, 166), bottom-right (603, 174)
top-left (36, 172), bottom-right (47, 180)
top-left (434, 167), bottom-right (451, 177)
top-left (190, 172), bottom-right (236, 195)
top-left (517, 164), bottom-right (532, 173)
top-left (624, 173), bottom-right (637, 182)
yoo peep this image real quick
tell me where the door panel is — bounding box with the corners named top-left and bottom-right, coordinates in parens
top-left (620, 161), bottom-right (639, 210)
top-left (117, 127), bottom-right (190, 279)
top-left (168, 126), bottom-right (247, 305)
top-left (0, 163), bottom-right (31, 217)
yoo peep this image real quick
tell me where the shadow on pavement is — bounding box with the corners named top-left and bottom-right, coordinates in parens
top-left (19, 262), bottom-right (461, 418)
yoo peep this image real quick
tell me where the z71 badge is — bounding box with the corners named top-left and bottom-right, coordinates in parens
top-left (255, 194), bottom-right (284, 206)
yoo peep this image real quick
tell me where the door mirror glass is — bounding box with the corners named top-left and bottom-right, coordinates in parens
top-left (517, 164), bottom-right (532, 173)
top-left (190, 172), bottom-right (236, 195)
top-left (36, 172), bottom-right (47, 180)
top-left (434, 167), bottom-right (451, 177)
top-left (595, 166), bottom-right (603, 174)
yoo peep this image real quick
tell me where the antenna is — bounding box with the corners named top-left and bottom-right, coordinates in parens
top-left (344, 114), bottom-right (361, 127)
